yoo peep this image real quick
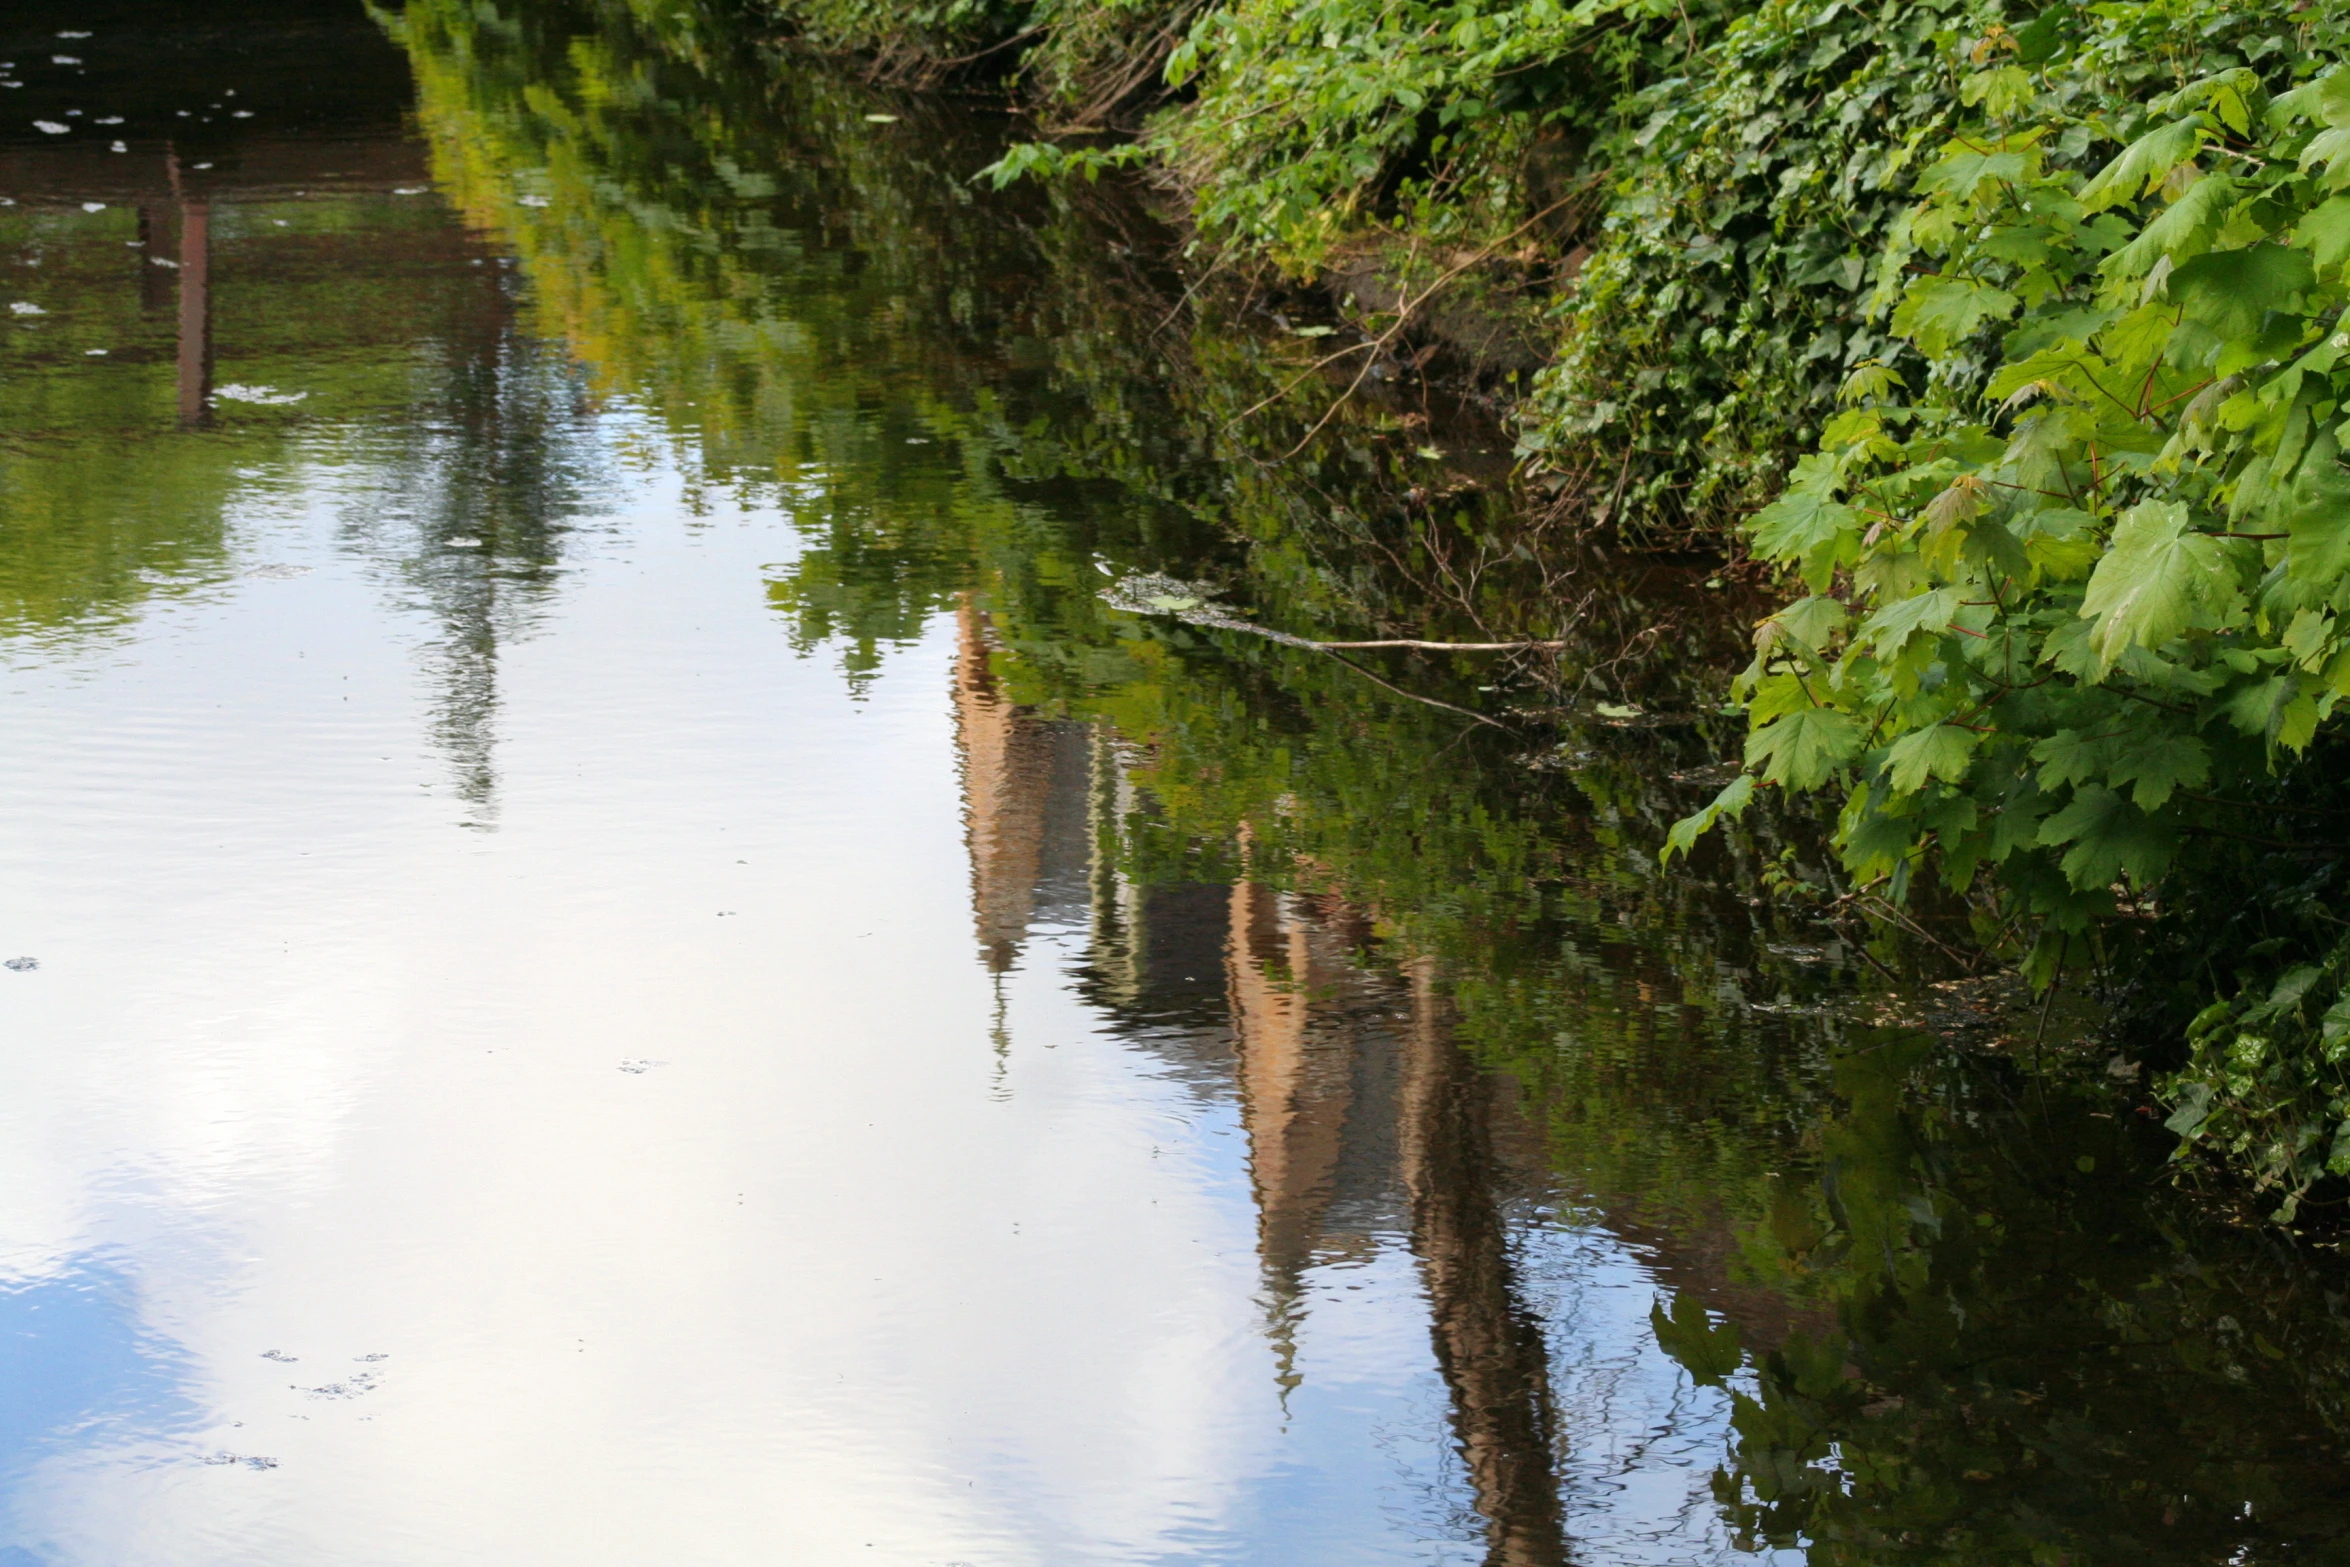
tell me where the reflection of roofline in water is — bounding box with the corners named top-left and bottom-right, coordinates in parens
top-left (0, 135), bottom-right (430, 205)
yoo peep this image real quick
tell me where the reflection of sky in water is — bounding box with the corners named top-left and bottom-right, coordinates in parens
top-left (0, 1262), bottom-right (198, 1549)
top-left (0, 430), bottom-right (1768, 1562)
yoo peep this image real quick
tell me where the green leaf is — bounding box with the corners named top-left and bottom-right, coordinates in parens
top-left (2104, 175), bottom-right (2240, 278)
top-left (2165, 243), bottom-right (2315, 338)
top-left (1755, 595), bottom-right (1849, 655)
top-left (2078, 500), bottom-right (2239, 671)
top-left (2032, 726), bottom-right (2112, 791)
top-left (2078, 117), bottom-right (2206, 212)
top-left (1960, 65), bottom-right (2034, 119)
top-left (1856, 585), bottom-right (1961, 657)
top-left (1660, 774), bottom-right (1756, 864)
top-left (2292, 195), bottom-right (2350, 272)
top-left (1893, 277), bottom-right (2020, 357)
top-left (1917, 141), bottom-right (2036, 201)
top-left (1746, 705), bottom-right (1863, 789)
top-left (2165, 1079), bottom-right (2216, 1139)
top-left (2038, 783), bottom-right (2177, 887)
top-left (1748, 492), bottom-right (1857, 590)
top-left (2281, 431), bottom-right (2350, 584)
top-left (2224, 670), bottom-right (2319, 751)
top-left (2109, 730), bottom-right (2209, 810)
top-left (1884, 723), bottom-right (1981, 794)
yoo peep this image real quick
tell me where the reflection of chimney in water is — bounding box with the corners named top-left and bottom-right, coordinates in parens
top-left (1399, 958), bottom-right (1570, 1567)
top-left (952, 596), bottom-right (1053, 973)
top-left (1225, 880), bottom-right (1355, 1301)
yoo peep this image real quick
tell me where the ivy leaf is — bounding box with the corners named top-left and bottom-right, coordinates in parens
top-left (2038, 783), bottom-right (2178, 887)
top-left (2078, 117), bottom-right (2206, 212)
top-left (2165, 243), bottom-right (2314, 338)
top-left (1885, 723), bottom-right (1981, 793)
top-left (2078, 499), bottom-right (2239, 672)
top-left (1893, 277), bottom-right (2020, 356)
top-left (1746, 705), bottom-right (1863, 789)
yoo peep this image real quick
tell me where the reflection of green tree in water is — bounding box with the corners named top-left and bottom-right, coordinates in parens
top-left (1650, 1037), bottom-right (2350, 1564)
top-left (345, 270), bottom-right (608, 819)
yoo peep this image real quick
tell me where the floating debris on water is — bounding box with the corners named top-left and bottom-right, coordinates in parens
top-left (4, 957), bottom-right (37, 972)
top-left (8, 302), bottom-right (43, 315)
top-left (296, 1370), bottom-right (380, 1399)
top-left (617, 1059), bottom-right (666, 1074)
top-left (213, 384), bottom-right (308, 405)
top-left (203, 1454), bottom-right (279, 1471)
top-left (259, 1349), bottom-right (297, 1362)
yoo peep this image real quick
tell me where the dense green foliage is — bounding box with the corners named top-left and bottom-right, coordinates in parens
top-left (1665, 2), bottom-right (2350, 1217)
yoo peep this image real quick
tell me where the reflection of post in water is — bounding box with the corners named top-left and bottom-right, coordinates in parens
top-left (173, 181), bottom-right (211, 426)
top-left (1399, 958), bottom-right (1570, 1567)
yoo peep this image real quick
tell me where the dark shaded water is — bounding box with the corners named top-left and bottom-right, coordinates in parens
top-left (2, 3), bottom-right (2348, 1563)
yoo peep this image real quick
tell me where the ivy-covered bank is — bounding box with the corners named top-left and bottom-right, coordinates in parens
top-left (727, 0), bottom-right (2350, 1222)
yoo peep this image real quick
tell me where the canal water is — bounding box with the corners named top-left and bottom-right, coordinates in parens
top-left (3, 3), bottom-right (2347, 1564)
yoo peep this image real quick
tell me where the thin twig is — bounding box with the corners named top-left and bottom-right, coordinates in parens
top-left (1318, 649), bottom-right (1508, 729)
top-left (1307, 637), bottom-right (1566, 651)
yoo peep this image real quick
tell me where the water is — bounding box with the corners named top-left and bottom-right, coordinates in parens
top-left (3, 4), bottom-right (2348, 1564)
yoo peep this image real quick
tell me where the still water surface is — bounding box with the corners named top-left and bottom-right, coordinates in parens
top-left (3, 4), bottom-right (2349, 1565)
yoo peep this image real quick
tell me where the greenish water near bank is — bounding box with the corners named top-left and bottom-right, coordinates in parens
top-left (2, 2), bottom-right (2348, 1562)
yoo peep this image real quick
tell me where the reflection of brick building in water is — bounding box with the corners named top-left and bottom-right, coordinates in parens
top-left (948, 599), bottom-right (1571, 1565)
